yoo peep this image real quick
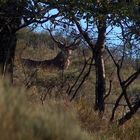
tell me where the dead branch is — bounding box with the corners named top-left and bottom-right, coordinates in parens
top-left (104, 80), bottom-right (112, 101)
top-left (118, 99), bottom-right (140, 125)
top-left (67, 50), bottom-right (91, 96)
top-left (106, 46), bottom-right (134, 121)
top-left (70, 54), bottom-right (94, 101)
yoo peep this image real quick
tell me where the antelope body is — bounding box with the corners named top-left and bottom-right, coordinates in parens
top-left (22, 49), bottom-right (72, 70)
top-left (22, 29), bottom-right (79, 70)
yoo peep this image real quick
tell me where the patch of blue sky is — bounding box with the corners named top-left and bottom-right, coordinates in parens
top-left (80, 18), bottom-right (122, 46)
top-left (106, 26), bottom-right (122, 47)
top-left (35, 9), bottom-right (123, 47)
top-left (34, 9), bottom-right (59, 32)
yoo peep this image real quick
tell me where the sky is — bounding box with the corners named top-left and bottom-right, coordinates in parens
top-left (33, 9), bottom-right (123, 47)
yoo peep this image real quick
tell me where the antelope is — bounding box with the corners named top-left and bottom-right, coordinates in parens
top-left (21, 33), bottom-right (80, 70)
top-left (21, 47), bottom-right (73, 70)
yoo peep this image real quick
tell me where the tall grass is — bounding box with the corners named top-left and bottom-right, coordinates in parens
top-left (12, 32), bottom-right (140, 140)
top-left (0, 80), bottom-right (92, 140)
top-left (2, 80), bottom-right (139, 140)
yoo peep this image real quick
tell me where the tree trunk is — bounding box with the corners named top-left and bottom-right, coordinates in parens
top-left (94, 22), bottom-right (106, 112)
top-left (0, 33), bottom-right (17, 82)
top-left (0, 1), bottom-right (26, 83)
top-left (94, 50), bottom-right (106, 112)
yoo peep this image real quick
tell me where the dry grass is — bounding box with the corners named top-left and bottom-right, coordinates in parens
top-left (74, 98), bottom-right (140, 140)
top-left (0, 80), bottom-right (139, 140)
top-left (0, 80), bottom-right (93, 140)
top-left (9, 32), bottom-right (140, 140)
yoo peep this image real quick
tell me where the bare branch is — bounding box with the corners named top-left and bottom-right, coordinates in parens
top-left (118, 99), bottom-right (140, 125)
top-left (70, 54), bottom-right (94, 101)
top-left (104, 80), bottom-right (112, 100)
top-left (67, 50), bottom-right (91, 95)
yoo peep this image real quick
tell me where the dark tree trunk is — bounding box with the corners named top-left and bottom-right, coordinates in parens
top-left (94, 49), bottom-right (106, 112)
top-left (0, 1), bottom-right (22, 83)
top-left (0, 33), bottom-right (17, 82)
top-left (94, 21), bottom-right (106, 112)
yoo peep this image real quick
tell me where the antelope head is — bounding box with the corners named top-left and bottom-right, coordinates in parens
top-left (48, 28), bottom-right (81, 69)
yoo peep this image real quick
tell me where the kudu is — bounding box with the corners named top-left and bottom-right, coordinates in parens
top-left (21, 34), bottom-right (80, 70)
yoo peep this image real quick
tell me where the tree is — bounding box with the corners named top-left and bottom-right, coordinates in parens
top-left (43, 0), bottom-right (140, 113)
top-left (1, 0), bottom-right (140, 121)
top-left (0, 0), bottom-right (58, 82)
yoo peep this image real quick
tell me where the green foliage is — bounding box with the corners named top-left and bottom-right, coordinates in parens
top-left (0, 0), bottom-right (27, 8)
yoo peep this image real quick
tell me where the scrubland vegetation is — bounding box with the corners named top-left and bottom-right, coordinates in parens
top-left (0, 30), bottom-right (138, 140)
top-left (1, 1), bottom-right (140, 140)
top-left (0, 74), bottom-right (139, 140)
